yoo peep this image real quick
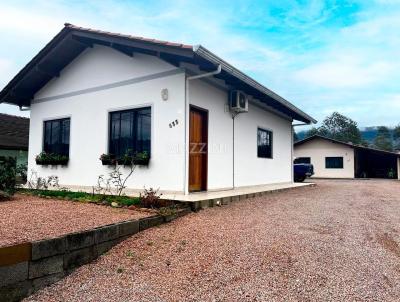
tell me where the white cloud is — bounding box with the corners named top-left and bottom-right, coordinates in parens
top-left (293, 57), bottom-right (394, 89)
top-left (0, 5), bottom-right (61, 38)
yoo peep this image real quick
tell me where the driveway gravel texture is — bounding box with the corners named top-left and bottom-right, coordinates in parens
top-left (0, 194), bottom-right (151, 247)
top-left (25, 180), bottom-right (400, 301)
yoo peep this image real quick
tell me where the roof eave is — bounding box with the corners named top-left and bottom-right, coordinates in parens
top-left (194, 45), bottom-right (317, 124)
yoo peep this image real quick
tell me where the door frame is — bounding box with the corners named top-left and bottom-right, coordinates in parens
top-left (189, 105), bottom-right (208, 192)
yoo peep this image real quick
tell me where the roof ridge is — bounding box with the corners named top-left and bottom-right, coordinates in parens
top-left (64, 22), bottom-right (193, 49)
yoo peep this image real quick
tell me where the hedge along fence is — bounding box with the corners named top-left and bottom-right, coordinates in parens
top-left (0, 208), bottom-right (191, 302)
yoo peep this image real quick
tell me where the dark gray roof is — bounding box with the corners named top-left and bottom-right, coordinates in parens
top-left (0, 23), bottom-right (316, 124)
top-left (0, 113), bottom-right (29, 150)
top-left (294, 135), bottom-right (400, 157)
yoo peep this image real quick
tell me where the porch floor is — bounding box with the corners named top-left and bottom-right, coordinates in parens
top-left (162, 182), bottom-right (314, 204)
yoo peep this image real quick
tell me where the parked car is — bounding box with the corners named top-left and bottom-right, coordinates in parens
top-left (294, 163), bottom-right (314, 182)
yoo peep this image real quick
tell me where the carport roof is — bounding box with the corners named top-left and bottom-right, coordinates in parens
top-left (295, 135), bottom-right (400, 157)
top-left (0, 23), bottom-right (316, 124)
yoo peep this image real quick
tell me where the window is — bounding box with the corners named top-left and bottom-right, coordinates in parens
top-left (109, 107), bottom-right (151, 157)
top-left (43, 118), bottom-right (70, 156)
top-left (325, 157), bottom-right (343, 169)
top-left (257, 128), bottom-right (273, 158)
top-left (294, 157), bottom-right (311, 164)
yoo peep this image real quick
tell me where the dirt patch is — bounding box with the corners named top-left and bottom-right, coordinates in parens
top-left (377, 233), bottom-right (400, 258)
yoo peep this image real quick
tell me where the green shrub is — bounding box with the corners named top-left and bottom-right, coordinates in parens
top-left (0, 157), bottom-right (17, 197)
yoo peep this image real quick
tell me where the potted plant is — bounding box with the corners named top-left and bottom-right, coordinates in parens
top-left (133, 151), bottom-right (150, 165)
top-left (35, 152), bottom-right (69, 165)
top-left (35, 152), bottom-right (50, 165)
top-left (55, 154), bottom-right (69, 166)
top-left (100, 154), bottom-right (116, 165)
top-left (117, 150), bottom-right (134, 166)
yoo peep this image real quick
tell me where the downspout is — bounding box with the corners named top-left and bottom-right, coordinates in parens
top-left (184, 65), bottom-right (222, 195)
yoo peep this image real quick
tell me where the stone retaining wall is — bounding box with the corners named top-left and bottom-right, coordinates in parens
top-left (0, 208), bottom-right (191, 302)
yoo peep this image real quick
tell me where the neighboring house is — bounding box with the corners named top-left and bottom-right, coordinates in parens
top-left (0, 113), bottom-right (29, 167)
top-left (0, 24), bottom-right (315, 194)
top-left (294, 135), bottom-right (400, 179)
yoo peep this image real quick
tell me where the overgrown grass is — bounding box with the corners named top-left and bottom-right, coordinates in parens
top-left (19, 188), bottom-right (141, 207)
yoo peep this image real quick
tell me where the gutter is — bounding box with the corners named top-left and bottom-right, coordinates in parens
top-left (194, 45), bottom-right (317, 124)
top-left (184, 65), bottom-right (222, 194)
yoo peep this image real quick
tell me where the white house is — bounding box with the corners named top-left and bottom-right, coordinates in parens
top-left (294, 135), bottom-right (400, 179)
top-left (0, 24), bottom-right (315, 195)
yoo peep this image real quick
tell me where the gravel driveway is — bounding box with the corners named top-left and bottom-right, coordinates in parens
top-left (25, 180), bottom-right (400, 301)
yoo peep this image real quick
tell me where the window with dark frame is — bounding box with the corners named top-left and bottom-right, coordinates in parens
top-left (43, 118), bottom-right (70, 156)
top-left (294, 157), bottom-right (311, 164)
top-left (257, 128), bottom-right (273, 158)
top-left (325, 157), bottom-right (343, 169)
top-left (109, 107), bottom-right (151, 158)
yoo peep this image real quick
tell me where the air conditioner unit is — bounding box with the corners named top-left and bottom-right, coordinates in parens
top-left (229, 90), bottom-right (248, 113)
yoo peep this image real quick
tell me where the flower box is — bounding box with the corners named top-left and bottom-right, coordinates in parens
top-left (100, 154), bottom-right (116, 166)
top-left (35, 152), bottom-right (69, 166)
top-left (133, 157), bottom-right (150, 165)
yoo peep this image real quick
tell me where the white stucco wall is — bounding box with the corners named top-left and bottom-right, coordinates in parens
top-left (235, 103), bottom-right (293, 186)
top-left (189, 79), bottom-right (293, 190)
top-left (294, 138), bottom-right (355, 178)
top-left (29, 45), bottom-right (186, 193)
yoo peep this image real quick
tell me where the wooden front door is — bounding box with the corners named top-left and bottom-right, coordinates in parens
top-left (189, 106), bottom-right (208, 192)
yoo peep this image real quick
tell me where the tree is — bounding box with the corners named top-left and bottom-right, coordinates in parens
top-left (305, 127), bottom-right (319, 139)
top-left (318, 112), bottom-right (362, 144)
top-left (293, 131), bottom-right (299, 142)
top-left (393, 124), bottom-right (400, 150)
top-left (374, 126), bottom-right (393, 151)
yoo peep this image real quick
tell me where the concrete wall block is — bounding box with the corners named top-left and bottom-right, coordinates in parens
top-left (139, 216), bottom-right (163, 231)
top-left (94, 225), bottom-right (119, 244)
top-left (0, 262), bottom-right (28, 287)
top-left (163, 214), bottom-right (178, 223)
top-left (231, 196), bottom-right (240, 202)
top-left (200, 200), bottom-right (209, 209)
top-left (31, 237), bottom-right (66, 260)
top-left (238, 194), bottom-right (247, 201)
top-left (0, 280), bottom-right (32, 302)
top-left (147, 216), bottom-right (164, 228)
top-left (177, 207), bottom-right (192, 217)
top-left (66, 230), bottom-right (95, 251)
top-left (221, 197), bottom-right (231, 205)
top-left (64, 246), bottom-right (97, 270)
top-left (118, 220), bottom-right (139, 237)
top-left (96, 240), bottom-right (115, 256)
top-left (29, 255), bottom-right (64, 279)
top-left (31, 272), bottom-right (65, 292)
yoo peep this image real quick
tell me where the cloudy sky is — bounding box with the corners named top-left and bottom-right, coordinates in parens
top-left (0, 0), bottom-right (399, 128)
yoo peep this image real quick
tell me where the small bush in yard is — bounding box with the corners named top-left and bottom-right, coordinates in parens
top-left (140, 187), bottom-right (170, 208)
top-left (0, 157), bottom-right (17, 199)
top-left (27, 171), bottom-right (60, 190)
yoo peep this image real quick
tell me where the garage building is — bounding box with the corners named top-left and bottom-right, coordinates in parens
top-left (294, 135), bottom-right (400, 179)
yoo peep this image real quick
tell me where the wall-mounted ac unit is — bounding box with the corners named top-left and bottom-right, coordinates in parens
top-left (229, 90), bottom-right (248, 113)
